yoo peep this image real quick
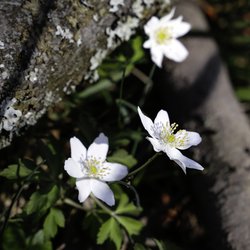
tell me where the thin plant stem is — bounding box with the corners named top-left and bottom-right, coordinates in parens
top-left (128, 152), bottom-right (161, 177)
top-left (116, 181), bottom-right (141, 207)
top-left (63, 198), bottom-right (87, 211)
top-left (118, 67), bottom-right (127, 127)
top-left (90, 194), bottom-right (116, 217)
top-left (149, 63), bottom-right (156, 79)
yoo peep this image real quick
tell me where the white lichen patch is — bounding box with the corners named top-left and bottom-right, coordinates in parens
top-left (0, 41), bottom-right (5, 50)
top-left (63, 80), bottom-right (76, 95)
top-left (55, 25), bottom-right (74, 43)
top-left (0, 64), bottom-right (4, 68)
top-left (132, 0), bottom-right (144, 18)
top-left (1, 71), bottom-right (9, 80)
top-left (77, 37), bottom-right (82, 47)
top-left (93, 14), bottom-right (99, 22)
top-left (25, 68), bottom-right (39, 83)
top-left (0, 98), bottom-right (22, 132)
top-left (143, 0), bottom-right (154, 7)
top-left (106, 16), bottom-right (139, 48)
top-left (109, 0), bottom-right (124, 12)
top-left (90, 49), bottom-right (108, 71)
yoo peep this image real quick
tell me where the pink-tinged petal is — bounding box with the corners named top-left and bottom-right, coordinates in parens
top-left (161, 8), bottom-right (176, 23)
top-left (64, 158), bottom-right (84, 178)
top-left (76, 179), bottom-right (91, 203)
top-left (87, 133), bottom-right (109, 162)
top-left (144, 16), bottom-right (160, 35)
top-left (154, 109), bottom-right (170, 127)
top-left (137, 107), bottom-right (154, 137)
top-left (147, 137), bottom-right (163, 152)
top-left (169, 20), bottom-right (191, 38)
top-left (163, 39), bottom-right (188, 62)
top-left (151, 46), bottom-right (164, 67)
top-left (101, 162), bottom-right (128, 182)
top-left (70, 137), bottom-right (87, 163)
top-left (90, 179), bottom-right (115, 206)
top-left (165, 147), bottom-right (204, 173)
top-left (175, 131), bottom-right (202, 150)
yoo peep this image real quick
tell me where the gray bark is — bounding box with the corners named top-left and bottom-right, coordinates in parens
top-left (159, 1), bottom-right (250, 249)
top-left (0, 0), bottom-right (169, 149)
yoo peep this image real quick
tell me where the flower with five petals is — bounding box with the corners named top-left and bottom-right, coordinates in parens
top-left (143, 8), bottom-right (191, 67)
top-left (64, 133), bottom-right (128, 206)
top-left (138, 107), bottom-right (203, 173)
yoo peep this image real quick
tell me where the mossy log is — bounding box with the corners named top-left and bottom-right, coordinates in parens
top-left (159, 1), bottom-right (250, 249)
top-left (0, 0), bottom-right (169, 149)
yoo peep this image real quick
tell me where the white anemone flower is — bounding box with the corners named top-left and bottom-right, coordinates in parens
top-left (143, 8), bottom-right (191, 67)
top-left (64, 133), bottom-right (128, 206)
top-left (138, 107), bottom-right (204, 174)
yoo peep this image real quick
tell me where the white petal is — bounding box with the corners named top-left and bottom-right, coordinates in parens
top-left (165, 147), bottom-right (204, 173)
top-left (154, 109), bottom-right (170, 126)
top-left (137, 107), bottom-right (154, 137)
top-left (144, 16), bottom-right (160, 35)
top-left (76, 179), bottom-right (91, 203)
top-left (90, 179), bottom-right (115, 206)
top-left (175, 131), bottom-right (202, 150)
top-left (143, 39), bottom-right (152, 49)
top-left (163, 39), bottom-right (188, 62)
top-left (70, 137), bottom-right (86, 162)
top-left (147, 137), bottom-right (163, 152)
top-left (169, 20), bottom-right (191, 38)
top-left (87, 133), bottom-right (109, 162)
top-left (64, 158), bottom-right (84, 178)
top-left (151, 46), bottom-right (164, 67)
top-left (101, 162), bottom-right (128, 182)
top-left (161, 8), bottom-right (175, 23)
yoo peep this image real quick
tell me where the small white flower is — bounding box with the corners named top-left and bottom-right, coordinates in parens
top-left (64, 133), bottom-right (128, 206)
top-left (138, 107), bottom-right (203, 173)
top-left (143, 8), bottom-right (191, 67)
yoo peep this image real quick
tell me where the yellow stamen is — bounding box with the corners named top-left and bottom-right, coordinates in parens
top-left (155, 27), bottom-right (171, 45)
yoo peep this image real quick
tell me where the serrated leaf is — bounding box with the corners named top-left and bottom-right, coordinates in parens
top-left (116, 194), bottom-right (142, 216)
top-left (97, 218), bottom-right (113, 244)
top-left (26, 230), bottom-right (53, 250)
top-left (0, 164), bottom-right (32, 180)
top-left (43, 208), bottom-right (65, 239)
top-left (108, 149), bottom-right (137, 168)
top-left (117, 216), bottom-right (143, 236)
top-left (97, 218), bottom-right (123, 250)
top-left (25, 185), bottom-right (59, 215)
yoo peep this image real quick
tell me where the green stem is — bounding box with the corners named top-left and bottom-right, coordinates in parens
top-left (91, 194), bottom-right (116, 217)
top-left (128, 152), bottom-right (161, 177)
top-left (63, 198), bottom-right (87, 211)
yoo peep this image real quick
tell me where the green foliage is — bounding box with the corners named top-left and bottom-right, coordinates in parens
top-left (26, 230), bottom-right (53, 250)
top-left (25, 185), bottom-right (60, 216)
top-left (108, 149), bottom-right (137, 168)
top-left (0, 161), bottom-right (33, 180)
top-left (43, 208), bottom-right (65, 239)
top-left (117, 216), bottom-right (143, 236)
top-left (236, 87), bottom-right (250, 101)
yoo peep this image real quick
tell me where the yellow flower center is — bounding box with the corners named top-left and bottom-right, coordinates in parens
top-left (83, 157), bottom-right (109, 178)
top-left (155, 27), bottom-right (171, 45)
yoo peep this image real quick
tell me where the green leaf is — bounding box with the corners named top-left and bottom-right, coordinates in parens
top-left (43, 208), bottom-right (65, 239)
top-left (236, 87), bottom-right (250, 101)
top-left (26, 230), bottom-right (53, 250)
top-left (117, 216), bottom-right (143, 236)
top-left (0, 164), bottom-right (32, 180)
top-left (108, 149), bottom-right (137, 168)
top-left (25, 185), bottom-right (60, 215)
top-left (97, 218), bottom-right (123, 250)
top-left (153, 239), bottom-right (167, 250)
top-left (133, 243), bottom-right (147, 250)
top-left (116, 194), bottom-right (142, 216)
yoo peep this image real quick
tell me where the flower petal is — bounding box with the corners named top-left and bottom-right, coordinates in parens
top-left (76, 178), bottom-right (91, 203)
top-left (147, 137), bottom-right (163, 152)
top-left (165, 147), bottom-right (204, 173)
top-left (163, 39), bottom-right (188, 62)
top-left (143, 39), bottom-right (152, 49)
top-left (90, 179), bottom-right (115, 206)
top-left (161, 8), bottom-right (175, 23)
top-left (87, 133), bottom-right (109, 162)
top-left (70, 137), bottom-right (87, 162)
top-left (169, 19), bottom-right (191, 38)
top-left (151, 46), bottom-right (164, 67)
top-left (64, 158), bottom-right (84, 178)
top-left (154, 109), bottom-right (170, 127)
top-left (101, 162), bottom-right (128, 182)
top-left (175, 131), bottom-right (202, 150)
top-left (144, 16), bottom-right (160, 35)
top-left (137, 107), bottom-right (154, 137)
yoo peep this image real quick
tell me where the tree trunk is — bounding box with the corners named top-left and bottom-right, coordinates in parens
top-left (158, 1), bottom-right (250, 249)
top-left (0, 0), bottom-right (169, 149)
